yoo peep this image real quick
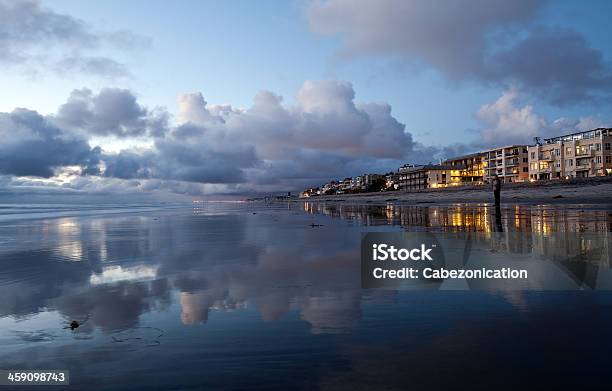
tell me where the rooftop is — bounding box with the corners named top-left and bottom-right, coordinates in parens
top-left (482, 144), bottom-right (528, 151)
top-left (542, 127), bottom-right (611, 144)
top-left (400, 164), bottom-right (457, 172)
top-left (443, 152), bottom-right (483, 162)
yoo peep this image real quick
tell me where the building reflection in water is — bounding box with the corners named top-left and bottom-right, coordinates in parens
top-left (302, 201), bottom-right (611, 231)
top-left (301, 201), bottom-right (611, 271)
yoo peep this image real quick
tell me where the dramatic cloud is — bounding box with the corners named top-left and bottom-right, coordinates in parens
top-left (475, 88), bottom-right (609, 146)
top-left (179, 81), bottom-right (414, 159)
top-left (158, 80), bottom-right (428, 190)
top-left (55, 88), bottom-right (168, 138)
top-left (102, 80), bottom-right (429, 192)
top-left (0, 81), bottom-right (430, 195)
top-left (0, 0), bottom-right (149, 78)
top-left (487, 27), bottom-right (612, 105)
top-left (474, 87), bottom-right (547, 145)
top-left (439, 88), bottom-right (610, 158)
top-left (62, 81), bottom-right (426, 192)
top-left (1, 80), bottom-right (607, 197)
top-left (307, 0), bottom-right (612, 105)
top-left (0, 109), bottom-right (100, 177)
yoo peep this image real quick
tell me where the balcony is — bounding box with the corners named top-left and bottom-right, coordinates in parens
top-left (575, 150), bottom-right (592, 157)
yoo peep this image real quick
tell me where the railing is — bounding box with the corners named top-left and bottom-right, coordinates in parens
top-left (575, 150), bottom-right (592, 157)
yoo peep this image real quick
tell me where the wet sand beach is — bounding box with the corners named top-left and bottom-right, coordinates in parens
top-left (0, 202), bottom-right (611, 390)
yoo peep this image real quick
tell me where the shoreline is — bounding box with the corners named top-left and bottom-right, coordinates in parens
top-left (291, 177), bottom-right (612, 206)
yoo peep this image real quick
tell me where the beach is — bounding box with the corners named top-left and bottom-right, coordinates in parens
top-left (0, 201), bottom-right (611, 390)
top-left (297, 177), bottom-right (612, 205)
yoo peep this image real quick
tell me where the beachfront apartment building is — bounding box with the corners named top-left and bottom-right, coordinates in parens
top-left (301, 128), bottom-right (612, 197)
top-left (442, 152), bottom-right (485, 184)
top-left (528, 128), bottom-right (612, 180)
top-left (398, 164), bottom-right (461, 191)
top-left (483, 145), bottom-right (530, 183)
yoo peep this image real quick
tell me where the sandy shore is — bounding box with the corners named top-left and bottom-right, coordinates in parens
top-left (295, 177), bottom-right (612, 206)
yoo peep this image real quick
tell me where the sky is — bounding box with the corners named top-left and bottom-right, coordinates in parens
top-left (1, 0), bottom-right (611, 200)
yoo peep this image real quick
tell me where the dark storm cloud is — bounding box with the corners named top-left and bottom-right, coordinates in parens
top-left (0, 109), bottom-right (100, 177)
top-left (0, 81), bottom-right (430, 195)
top-left (308, 0), bottom-right (612, 105)
top-left (102, 141), bottom-right (256, 184)
top-left (487, 27), bottom-right (612, 105)
top-left (158, 80), bottom-right (428, 191)
top-left (55, 88), bottom-right (169, 138)
top-left (0, 0), bottom-right (149, 78)
top-left (63, 80), bottom-right (424, 192)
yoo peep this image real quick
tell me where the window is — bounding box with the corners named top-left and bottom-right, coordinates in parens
top-left (566, 147), bottom-right (572, 155)
top-left (555, 148), bottom-right (560, 156)
top-left (530, 162), bottom-right (537, 170)
top-left (605, 143), bottom-right (611, 151)
top-left (530, 152), bottom-right (535, 159)
top-left (556, 161), bottom-right (561, 168)
top-left (596, 156), bottom-right (602, 164)
top-left (522, 167), bottom-right (528, 173)
top-left (566, 159), bottom-right (573, 167)
top-left (606, 156), bottom-right (612, 164)
top-left (596, 143), bottom-right (601, 151)
top-left (523, 157), bottom-right (528, 163)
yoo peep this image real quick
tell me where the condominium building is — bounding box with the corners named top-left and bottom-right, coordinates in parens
top-left (483, 145), bottom-right (530, 183)
top-left (442, 152), bottom-right (485, 184)
top-left (398, 164), bottom-right (461, 191)
top-left (528, 128), bottom-right (612, 180)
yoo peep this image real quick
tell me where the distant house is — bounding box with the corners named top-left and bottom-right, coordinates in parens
top-left (482, 145), bottom-right (529, 183)
top-left (442, 152), bottom-right (485, 184)
top-left (398, 164), bottom-right (460, 191)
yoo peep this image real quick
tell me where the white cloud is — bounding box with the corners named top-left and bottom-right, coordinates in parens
top-left (473, 87), bottom-right (609, 146)
top-left (0, 81), bottom-right (429, 196)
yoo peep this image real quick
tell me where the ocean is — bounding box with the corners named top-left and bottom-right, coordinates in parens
top-left (1, 201), bottom-right (611, 390)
